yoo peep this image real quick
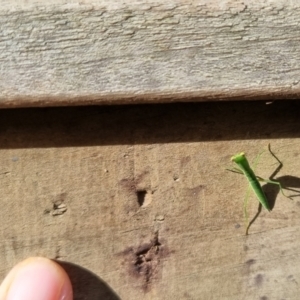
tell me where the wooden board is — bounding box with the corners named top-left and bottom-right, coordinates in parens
top-left (1, 0), bottom-right (300, 107)
top-left (1, 100), bottom-right (300, 299)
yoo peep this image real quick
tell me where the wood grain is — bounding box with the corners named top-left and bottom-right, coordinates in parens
top-left (1, 0), bottom-right (300, 107)
top-left (1, 101), bottom-right (300, 299)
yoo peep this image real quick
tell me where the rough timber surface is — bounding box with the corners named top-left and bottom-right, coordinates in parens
top-left (1, 0), bottom-right (300, 107)
top-left (1, 101), bottom-right (300, 299)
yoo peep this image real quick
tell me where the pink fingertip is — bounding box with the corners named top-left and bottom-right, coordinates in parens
top-left (3, 257), bottom-right (73, 300)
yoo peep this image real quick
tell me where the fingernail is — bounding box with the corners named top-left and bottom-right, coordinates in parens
top-left (0, 257), bottom-right (73, 300)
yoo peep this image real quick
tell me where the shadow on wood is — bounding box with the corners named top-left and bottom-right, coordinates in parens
top-left (0, 100), bottom-right (300, 149)
top-left (55, 260), bottom-right (121, 300)
top-left (262, 175), bottom-right (300, 210)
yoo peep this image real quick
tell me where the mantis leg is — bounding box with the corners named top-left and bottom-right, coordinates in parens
top-left (262, 143), bottom-right (292, 199)
top-left (225, 167), bottom-right (243, 174)
top-left (226, 167), bottom-right (251, 233)
top-left (267, 143), bottom-right (282, 179)
top-left (226, 167), bottom-right (251, 232)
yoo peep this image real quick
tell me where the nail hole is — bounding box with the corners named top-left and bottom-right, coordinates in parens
top-left (136, 190), bottom-right (152, 207)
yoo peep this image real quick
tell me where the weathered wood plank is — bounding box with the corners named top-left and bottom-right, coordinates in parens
top-left (1, 101), bottom-right (300, 299)
top-left (1, 0), bottom-right (300, 107)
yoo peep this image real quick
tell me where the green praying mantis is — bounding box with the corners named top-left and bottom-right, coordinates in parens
top-left (228, 144), bottom-right (291, 235)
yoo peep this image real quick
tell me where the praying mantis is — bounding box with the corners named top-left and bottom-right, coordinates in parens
top-left (228, 144), bottom-right (291, 234)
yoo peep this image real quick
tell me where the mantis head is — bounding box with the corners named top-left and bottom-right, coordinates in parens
top-left (231, 152), bottom-right (246, 163)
